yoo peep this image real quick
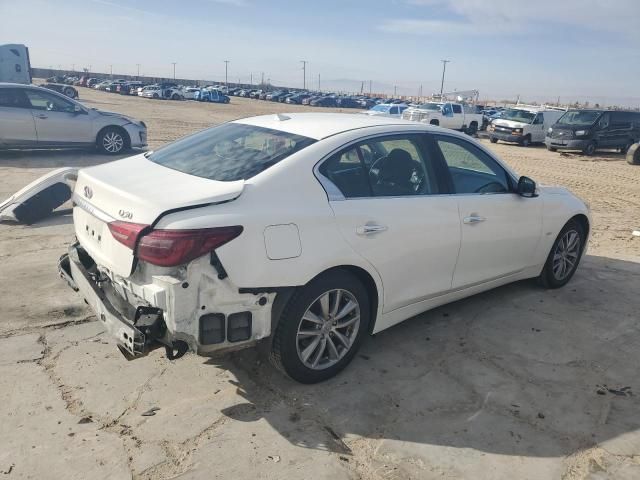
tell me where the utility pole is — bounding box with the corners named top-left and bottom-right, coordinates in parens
top-left (440, 59), bottom-right (450, 96)
top-left (171, 62), bottom-right (177, 80)
top-left (224, 60), bottom-right (230, 88)
top-left (136, 63), bottom-right (141, 78)
top-left (300, 60), bottom-right (307, 89)
top-left (261, 72), bottom-right (264, 85)
top-left (419, 84), bottom-right (423, 97)
top-left (318, 73), bottom-right (320, 92)
top-left (110, 64), bottom-right (113, 77)
top-left (369, 80), bottom-right (372, 95)
top-left (394, 85), bottom-right (397, 96)
top-left (72, 64), bottom-right (75, 72)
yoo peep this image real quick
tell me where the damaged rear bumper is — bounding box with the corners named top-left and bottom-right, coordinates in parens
top-left (58, 245), bottom-right (173, 359)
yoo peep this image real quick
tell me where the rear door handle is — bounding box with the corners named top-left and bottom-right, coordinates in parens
top-left (356, 224), bottom-right (388, 235)
top-left (463, 215), bottom-right (486, 224)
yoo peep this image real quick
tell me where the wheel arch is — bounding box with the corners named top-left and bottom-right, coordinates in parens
top-left (96, 125), bottom-right (131, 149)
top-left (271, 264), bottom-right (381, 336)
top-left (570, 213), bottom-right (590, 240)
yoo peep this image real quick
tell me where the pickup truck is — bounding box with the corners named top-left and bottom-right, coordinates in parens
top-left (402, 101), bottom-right (483, 135)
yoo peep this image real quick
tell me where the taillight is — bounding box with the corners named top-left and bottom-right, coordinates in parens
top-left (137, 226), bottom-right (243, 267)
top-left (108, 221), bottom-right (149, 249)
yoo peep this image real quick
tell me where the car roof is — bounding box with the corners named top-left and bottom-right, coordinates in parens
top-left (233, 113), bottom-right (418, 140)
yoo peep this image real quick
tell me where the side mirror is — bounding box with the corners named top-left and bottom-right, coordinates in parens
top-left (517, 176), bottom-right (537, 198)
top-left (73, 105), bottom-right (85, 114)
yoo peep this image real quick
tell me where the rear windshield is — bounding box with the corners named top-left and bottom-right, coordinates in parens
top-left (557, 110), bottom-right (601, 126)
top-left (148, 123), bottom-right (316, 181)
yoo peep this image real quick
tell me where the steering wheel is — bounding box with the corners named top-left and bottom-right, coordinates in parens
top-left (475, 181), bottom-right (506, 194)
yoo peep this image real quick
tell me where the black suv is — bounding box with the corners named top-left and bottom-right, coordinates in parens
top-left (545, 109), bottom-right (640, 155)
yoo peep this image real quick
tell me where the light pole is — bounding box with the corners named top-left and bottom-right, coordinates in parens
top-left (394, 85), bottom-right (397, 96)
top-left (136, 63), bottom-right (141, 78)
top-left (224, 60), bottom-right (230, 88)
top-left (318, 73), bottom-right (320, 92)
top-left (109, 64), bottom-right (113, 77)
top-left (440, 59), bottom-right (450, 96)
top-left (171, 62), bottom-right (177, 80)
top-left (300, 60), bottom-right (307, 89)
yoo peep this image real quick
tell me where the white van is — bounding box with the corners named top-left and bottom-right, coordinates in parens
top-left (0, 44), bottom-right (31, 84)
top-left (488, 106), bottom-right (565, 146)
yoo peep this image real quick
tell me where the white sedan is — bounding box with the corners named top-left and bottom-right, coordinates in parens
top-left (59, 113), bottom-right (590, 383)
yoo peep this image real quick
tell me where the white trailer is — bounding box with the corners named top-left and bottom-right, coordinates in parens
top-left (0, 44), bottom-right (31, 84)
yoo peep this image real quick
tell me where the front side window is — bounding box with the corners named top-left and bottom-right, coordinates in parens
top-left (148, 123), bottom-right (316, 181)
top-left (452, 104), bottom-right (463, 114)
top-left (598, 113), bottom-right (610, 129)
top-left (25, 89), bottom-right (75, 113)
top-left (435, 135), bottom-right (510, 194)
top-left (320, 135), bottom-right (439, 198)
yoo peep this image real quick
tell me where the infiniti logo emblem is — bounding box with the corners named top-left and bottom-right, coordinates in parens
top-left (83, 186), bottom-right (93, 199)
top-left (119, 209), bottom-right (133, 219)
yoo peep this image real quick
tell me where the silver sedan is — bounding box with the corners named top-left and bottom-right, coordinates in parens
top-left (0, 83), bottom-right (147, 154)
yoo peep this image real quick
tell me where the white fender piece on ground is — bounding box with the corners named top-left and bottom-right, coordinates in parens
top-left (0, 167), bottom-right (78, 224)
top-left (627, 143), bottom-right (640, 165)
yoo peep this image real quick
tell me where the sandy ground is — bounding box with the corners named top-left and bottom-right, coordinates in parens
top-left (1, 86), bottom-right (639, 479)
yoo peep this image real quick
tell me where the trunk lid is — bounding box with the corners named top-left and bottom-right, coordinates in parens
top-left (73, 153), bottom-right (244, 277)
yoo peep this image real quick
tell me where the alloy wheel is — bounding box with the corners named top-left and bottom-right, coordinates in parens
top-left (296, 289), bottom-right (360, 370)
top-left (103, 132), bottom-right (124, 153)
top-left (552, 229), bottom-right (581, 281)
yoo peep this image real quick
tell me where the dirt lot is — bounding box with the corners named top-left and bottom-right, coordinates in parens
top-left (1, 87), bottom-right (639, 479)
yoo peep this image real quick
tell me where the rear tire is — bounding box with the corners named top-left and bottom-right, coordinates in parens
top-left (538, 219), bottom-right (585, 289)
top-left (466, 122), bottom-right (478, 136)
top-left (490, 137), bottom-right (498, 144)
top-left (63, 87), bottom-right (76, 98)
top-left (270, 270), bottom-right (370, 384)
top-left (171, 93), bottom-right (180, 100)
top-left (97, 127), bottom-right (128, 155)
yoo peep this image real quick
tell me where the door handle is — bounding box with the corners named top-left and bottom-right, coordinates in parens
top-left (356, 224), bottom-right (388, 235)
top-left (35, 114), bottom-right (48, 119)
top-left (463, 215), bottom-right (486, 224)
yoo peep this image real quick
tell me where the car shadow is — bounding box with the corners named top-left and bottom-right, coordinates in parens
top-left (206, 254), bottom-right (640, 459)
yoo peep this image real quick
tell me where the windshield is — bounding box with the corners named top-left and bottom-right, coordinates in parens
top-left (370, 105), bottom-right (390, 112)
top-left (557, 110), bottom-right (601, 126)
top-left (500, 109), bottom-right (535, 123)
top-left (148, 123), bottom-right (316, 181)
top-left (417, 103), bottom-right (443, 111)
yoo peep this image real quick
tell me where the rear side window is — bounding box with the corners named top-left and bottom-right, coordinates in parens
top-left (148, 123), bottom-right (316, 181)
top-left (0, 88), bottom-right (29, 108)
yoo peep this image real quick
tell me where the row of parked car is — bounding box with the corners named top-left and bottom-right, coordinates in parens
top-left (223, 86), bottom-right (409, 109)
top-left (69, 76), bottom-right (232, 104)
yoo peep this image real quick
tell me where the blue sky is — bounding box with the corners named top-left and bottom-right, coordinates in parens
top-left (2, 0), bottom-right (639, 105)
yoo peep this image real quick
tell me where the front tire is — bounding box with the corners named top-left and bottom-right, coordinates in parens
top-left (270, 270), bottom-right (370, 383)
top-left (520, 135), bottom-right (531, 147)
top-left (547, 145), bottom-right (557, 152)
top-left (583, 141), bottom-right (597, 156)
top-left (538, 219), bottom-right (585, 289)
top-left (97, 127), bottom-right (128, 155)
top-left (490, 137), bottom-right (498, 144)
